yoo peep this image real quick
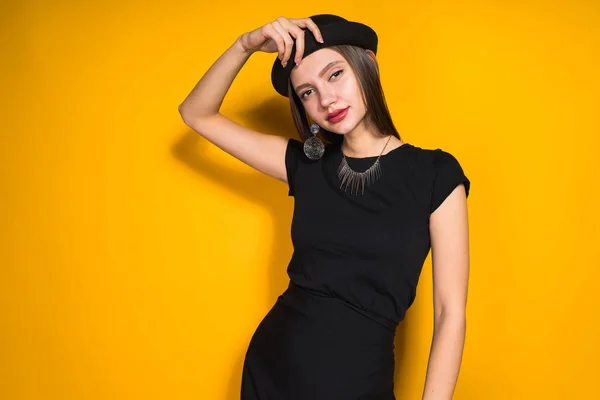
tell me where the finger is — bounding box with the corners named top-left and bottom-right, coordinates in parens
top-left (292, 28), bottom-right (305, 64)
top-left (293, 17), bottom-right (323, 43)
top-left (272, 20), bottom-right (294, 67)
top-left (278, 18), bottom-right (306, 64)
top-left (265, 22), bottom-right (286, 61)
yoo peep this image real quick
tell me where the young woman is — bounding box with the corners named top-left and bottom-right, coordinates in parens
top-left (179, 14), bottom-right (471, 400)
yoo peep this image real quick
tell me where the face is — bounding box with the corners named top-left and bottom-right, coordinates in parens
top-left (290, 48), bottom-right (368, 135)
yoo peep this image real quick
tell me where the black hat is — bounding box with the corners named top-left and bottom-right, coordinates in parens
top-left (270, 14), bottom-right (378, 97)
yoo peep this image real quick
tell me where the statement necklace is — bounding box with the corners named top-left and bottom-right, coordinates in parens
top-left (337, 135), bottom-right (393, 195)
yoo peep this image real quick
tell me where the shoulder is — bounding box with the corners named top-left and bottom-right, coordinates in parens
top-left (425, 146), bottom-right (471, 213)
top-left (287, 137), bottom-right (304, 151)
top-left (431, 148), bottom-right (463, 169)
top-left (285, 137), bottom-right (335, 196)
top-left (428, 147), bottom-right (469, 187)
top-left (287, 137), bottom-right (338, 164)
top-left (393, 143), bottom-right (436, 173)
top-left (399, 143), bottom-right (470, 212)
top-left (402, 144), bottom-right (463, 174)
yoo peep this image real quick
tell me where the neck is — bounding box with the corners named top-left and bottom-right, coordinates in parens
top-left (339, 116), bottom-right (401, 157)
top-left (341, 134), bottom-right (395, 158)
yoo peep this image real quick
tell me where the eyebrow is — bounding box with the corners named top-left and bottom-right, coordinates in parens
top-left (294, 60), bottom-right (344, 93)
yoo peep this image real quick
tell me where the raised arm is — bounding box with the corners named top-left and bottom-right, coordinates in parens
top-left (177, 17), bottom-right (322, 184)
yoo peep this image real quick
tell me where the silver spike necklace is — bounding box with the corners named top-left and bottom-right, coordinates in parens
top-left (337, 135), bottom-right (392, 196)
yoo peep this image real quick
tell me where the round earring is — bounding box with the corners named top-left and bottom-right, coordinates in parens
top-left (303, 123), bottom-right (325, 160)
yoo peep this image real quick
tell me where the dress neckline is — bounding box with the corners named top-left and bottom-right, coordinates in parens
top-left (340, 142), bottom-right (413, 161)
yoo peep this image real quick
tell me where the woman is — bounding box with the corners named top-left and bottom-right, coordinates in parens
top-left (179, 14), bottom-right (471, 400)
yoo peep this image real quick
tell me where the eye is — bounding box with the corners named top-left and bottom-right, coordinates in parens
top-left (300, 89), bottom-right (313, 99)
top-left (330, 69), bottom-right (343, 79)
top-left (300, 70), bottom-right (344, 100)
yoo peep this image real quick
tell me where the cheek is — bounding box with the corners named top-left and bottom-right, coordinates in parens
top-left (304, 106), bottom-right (321, 123)
top-left (342, 78), bottom-right (362, 105)
top-left (303, 102), bottom-right (317, 116)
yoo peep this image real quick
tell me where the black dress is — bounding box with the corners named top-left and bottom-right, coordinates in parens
top-left (241, 138), bottom-right (470, 399)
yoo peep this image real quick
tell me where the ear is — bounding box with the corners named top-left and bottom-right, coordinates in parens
top-left (365, 49), bottom-right (379, 72)
top-left (365, 49), bottom-right (377, 63)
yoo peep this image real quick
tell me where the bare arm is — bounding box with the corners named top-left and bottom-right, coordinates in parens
top-left (177, 17), bottom-right (322, 184)
top-left (178, 36), bottom-right (289, 182)
top-left (178, 35), bottom-right (251, 119)
top-left (422, 184), bottom-right (470, 400)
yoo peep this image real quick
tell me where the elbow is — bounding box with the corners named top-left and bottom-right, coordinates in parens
top-left (178, 104), bottom-right (188, 119)
top-left (178, 104), bottom-right (217, 126)
top-left (178, 105), bottom-right (196, 126)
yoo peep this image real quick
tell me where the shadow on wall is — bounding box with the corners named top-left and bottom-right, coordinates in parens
top-left (173, 95), bottom-right (297, 399)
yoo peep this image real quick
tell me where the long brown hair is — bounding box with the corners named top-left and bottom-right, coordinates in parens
top-left (287, 45), bottom-right (402, 148)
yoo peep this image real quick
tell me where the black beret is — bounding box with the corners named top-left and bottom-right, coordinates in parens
top-left (270, 14), bottom-right (378, 97)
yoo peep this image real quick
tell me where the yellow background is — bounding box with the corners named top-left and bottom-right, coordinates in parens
top-left (2, 0), bottom-right (599, 399)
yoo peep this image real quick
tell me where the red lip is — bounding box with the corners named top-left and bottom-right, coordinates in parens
top-left (327, 107), bottom-right (349, 122)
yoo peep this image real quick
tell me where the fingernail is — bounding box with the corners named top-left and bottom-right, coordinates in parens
top-left (282, 61), bottom-right (287, 67)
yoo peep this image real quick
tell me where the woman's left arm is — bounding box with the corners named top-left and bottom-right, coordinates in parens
top-left (422, 183), bottom-right (470, 400)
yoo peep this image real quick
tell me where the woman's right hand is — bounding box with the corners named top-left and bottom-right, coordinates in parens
top-left (238, 16), bottom-right (324, 67)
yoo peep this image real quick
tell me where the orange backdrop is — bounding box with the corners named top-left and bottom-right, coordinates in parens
top-left (2, 1), bottom-right (599, 399)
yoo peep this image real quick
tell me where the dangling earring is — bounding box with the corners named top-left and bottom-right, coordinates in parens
top-left (304, 123), bottom-right (325, 160)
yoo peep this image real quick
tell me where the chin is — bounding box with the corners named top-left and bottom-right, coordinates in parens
top-left (325, 120), bottom-right (356, 135)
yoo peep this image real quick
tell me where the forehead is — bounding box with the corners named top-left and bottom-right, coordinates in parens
top-left (289, 48), bottom-right (346, 83)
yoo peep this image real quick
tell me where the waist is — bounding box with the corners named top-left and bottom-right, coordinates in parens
top-left (279, 281), bottom-right (398, 336)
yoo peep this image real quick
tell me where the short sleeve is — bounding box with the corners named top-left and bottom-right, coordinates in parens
top-left (429, 149), bottom-right (471, 213)
top-left (285, 138), bottom-right (304, 196)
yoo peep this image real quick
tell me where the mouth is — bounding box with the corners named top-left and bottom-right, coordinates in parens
top-left (327, 107), bottom-right (350, 123)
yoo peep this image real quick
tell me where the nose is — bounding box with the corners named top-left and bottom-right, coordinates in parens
top-left (319, 85), bottom-right (337, 110)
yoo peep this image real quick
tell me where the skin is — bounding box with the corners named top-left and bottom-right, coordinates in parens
top-left (289, 48), bottom-right (406, 157)
top-left (292, 48), bottom-right (470, 400)
top-left (423, 182), bottom-right (469, 400)
top-left (178, 17), bottom-right (469, 399)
